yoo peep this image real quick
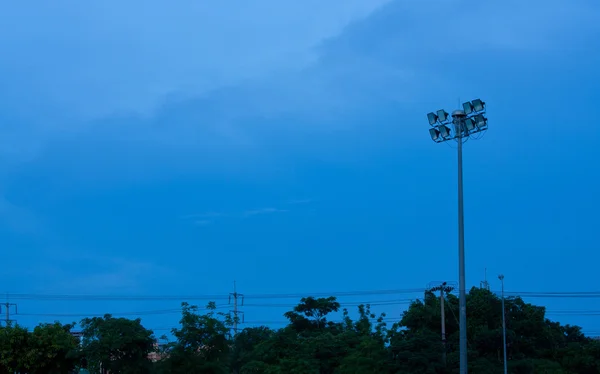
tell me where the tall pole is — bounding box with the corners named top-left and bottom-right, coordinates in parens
top-left (440, 286), bottom-right (447, 366)
top-left (499, 274), bottom-right (508, 374)
top-left (454, 112), bottom-right (468, 374)
top-left (229, 281), bottom-right (244, 337)
top-left (1, 302), bottom-right (17, 326)
top-left (233, 281), bottom-right (238, 334)
top-left (427, 100), bottom-right (488, 374)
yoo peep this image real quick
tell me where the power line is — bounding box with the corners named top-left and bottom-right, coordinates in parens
top-left (4, 288), bottom-right (428, 301)
top-left (8, 288), bottom-right (600, 302)
top-left (15, 304), bottom-right (600, 320)
top-left (14, 299), bottom-right (415, 318)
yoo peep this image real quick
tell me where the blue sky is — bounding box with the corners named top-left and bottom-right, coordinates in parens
top-left (1, 0), bottom-right (600, 337)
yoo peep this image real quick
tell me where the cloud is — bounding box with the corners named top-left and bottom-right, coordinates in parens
top-left (243, 208), bottom-right (288, 217)
top-left (44, 255), bottom-right (173, 293)
top-left (1, 0), bottom-right (599, 185)
top-left (287, 199), bottom-right (314, 205)
top-left (180, 212), bottom-right (225, 220)
top-left (182, 206), bottom-right (290, 226)
top-left (0, 195), bottom-right (43, 235)
top-left (0, 0), bottom-right (391, 119)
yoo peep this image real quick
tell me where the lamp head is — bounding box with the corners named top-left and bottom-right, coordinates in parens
top-left (472, 99), bottom-right (485, 112)
top-left (427, 112), bottom-right (438, 126)
top-left (462, 101), bottom-right (474, 114)
top-left (437, 109), bottom-right (449, 122)
top-left (439, 125), bottom-right (451, 139)
top-left (429, 128), bottom-right (441, 142)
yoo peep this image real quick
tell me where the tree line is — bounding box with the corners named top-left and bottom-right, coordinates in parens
top-left (0, 287), bottom-right (599, 373)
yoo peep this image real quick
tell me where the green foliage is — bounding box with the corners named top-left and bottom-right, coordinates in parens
top-left (0, 322), bottom-right (80, 374)
top-left (157, 302), bottom-right (231, 374)
top-left (80, 314), bottom-right (155, 374)
top-left (0, 324), bottom-right (32, 373)
top-left (2, 290), bottom-right (599, 373)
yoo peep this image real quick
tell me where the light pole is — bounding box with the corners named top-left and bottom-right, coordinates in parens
top-left (426, 99), bottom-right (488, 374)
top-left (499, 274), bottom-right (508, 374)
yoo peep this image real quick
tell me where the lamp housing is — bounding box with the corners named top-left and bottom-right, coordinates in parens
top-left (462, 102), bottom-right (474, 114)
top-left (437, 109), bottom-right (449, 122)
top-left (472, 99), bottom-right (485, 112)
top-left (429, 128), bottom-right (441, 142)
top-left (427, 112), bottom-right (438, 126)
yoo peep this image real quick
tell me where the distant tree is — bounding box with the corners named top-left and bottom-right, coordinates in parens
top-left (80, 314), bottom-right (155, 374)
top-left (0, 324), bottom-right (31, 373)
top-left (284, 296), bottom-right (340, 331)
top-left (391, 287), bottom-right (600, 374)
top-left (28, 322), bottom-right (80, 374)
top-left (159, 302), bottom-right (231, 374)
top-left (1, 290), bottom-right (599, 374)
top-left (230, 326), bottom-right (275, 373)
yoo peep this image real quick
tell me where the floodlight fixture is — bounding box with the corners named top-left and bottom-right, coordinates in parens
top-left (439, 125), bottom-right (451, 138)
top-left (427, 112), bottom-right (438, 126)
top-left (472, 99), bottom-right (485, 112)
top-left (437, 109), bottom-right (449, 123)
top-left (464, 118), bottom-right (475, 132)
top-left (474, 114), bottom-right (487, 128)
top-left (424, 98), bottom-right (488, 374)
top-left (429, 128), bottom-right (441, 142)
top-left (462, 102), bottom-right (474, 115)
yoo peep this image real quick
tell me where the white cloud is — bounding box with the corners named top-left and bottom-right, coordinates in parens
top-left (1, 0), bottom-right (598, 181)
top-left (0, 0), bottom-right (391, 118)
top-left (181, 206), bottom-right (290, 226)
top-left (243, 208), bottom-right (288, 217)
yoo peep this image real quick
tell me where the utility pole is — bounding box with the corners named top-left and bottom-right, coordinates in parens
top-left (229, 281), bottom-right (244, 336)
top-left (426, 99), bottom-right (488, 374)
top-left (0, 302), bottom-right (17, 326)
top-left (440, 283), bottom-right (447, 365)
top-left (499, 274), bottom-right (508, 374)
top-left (428, 281), bottom-right (455, 366)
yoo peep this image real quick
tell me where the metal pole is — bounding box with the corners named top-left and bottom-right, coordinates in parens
top-left (440, 287), bottom-right (447, 366)
top-left (500, 275), bottom-right (508, 374)
top-left (455, 113), bottom-right (468, 374)
top-left (233, 281), bottom-right (238, 335)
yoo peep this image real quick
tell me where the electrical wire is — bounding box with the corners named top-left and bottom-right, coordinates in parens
top-left (6, 288), bottom-right (426, 301)
top-left (15, 299), bottom-right (415, 318)
top-left (8, 289), bottom-right (600, 302)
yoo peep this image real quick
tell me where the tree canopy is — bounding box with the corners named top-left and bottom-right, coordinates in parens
top-left (1, 288), bottom-right (599, 373)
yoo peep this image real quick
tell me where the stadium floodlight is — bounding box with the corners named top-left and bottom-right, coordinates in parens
top-left (427, 112), bottom-right (438, 126)
top-left (464, 118), bottom-right (475, 132)
top-left (437, 109), bottom-right (449, 122)
top-left (462, 101), bottom-right (474, 115)
top-left (474, 114), bottom-right (487, 128)
top-left (424, 98), bottom-right (488, 374)
top-left (429, 128), bottom-right (441, 142)
top-left (439, 125), bottom-right (451, 138)
top-left (472, 99), bottom-right (485, 112)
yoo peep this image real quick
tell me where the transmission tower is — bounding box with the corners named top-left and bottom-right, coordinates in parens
top-left (229, 281), bottom-right (244, 336)
top-left (0, 302), bottom-right (17, 326)
top-left (480, 268), bottom-right (490, 291)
